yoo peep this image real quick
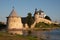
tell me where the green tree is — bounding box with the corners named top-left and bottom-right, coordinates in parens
top-left (0, 22), bottom-right (6, 30)
top-left (26, 13), bottom-right (34, 28)
top-left (45, 16), bottom-right (51, 21)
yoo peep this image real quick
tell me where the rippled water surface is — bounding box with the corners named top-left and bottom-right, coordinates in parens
top-left (44, 29), bottom-right (60, 40)
top-left (24, 28), bottom-right (60, 40)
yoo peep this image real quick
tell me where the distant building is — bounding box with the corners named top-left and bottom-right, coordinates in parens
top-left (31, 9), bottom-right (52, 28)
top-left (34, 9), bottom-right (52, 24)
top-left (34, 9), bottom-right (46, 18)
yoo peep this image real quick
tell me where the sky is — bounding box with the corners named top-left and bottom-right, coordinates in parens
top-left (0, 0), bottom-right (60, 22)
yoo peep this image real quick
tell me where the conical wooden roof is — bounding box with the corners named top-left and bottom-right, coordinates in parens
top-left (9, 9), bottom-right (18, 17)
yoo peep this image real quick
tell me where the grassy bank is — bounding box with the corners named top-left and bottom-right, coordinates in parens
top-left (0, 31), bottom-right (38, 40)
top-left (35, 22), bottom-right (60, 28)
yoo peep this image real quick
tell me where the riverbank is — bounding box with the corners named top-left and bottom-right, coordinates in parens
top-left (0, 28), bottom-right (60, 40)
top-left (30, 27), bottom-right (60, 31)
top-left (0, 31), bottom-right (38, 40)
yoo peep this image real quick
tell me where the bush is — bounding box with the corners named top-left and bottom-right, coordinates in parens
top-left (45, 16), bottom-right (51, 21)
top-left (35, 22), bottom-right (50, 28)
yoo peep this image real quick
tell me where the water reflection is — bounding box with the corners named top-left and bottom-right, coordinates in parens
top-left (24, 29), bottom-right (60, 40)
top-left (41, 29), bottom-right (60, 40)
top-left (50, 29), bottom-right (60, 40)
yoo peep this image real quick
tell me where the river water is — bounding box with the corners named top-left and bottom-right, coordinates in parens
top-left (45, 29), bottom-right (60, 40)
top-left (30, 28), bottom-right (60, 40)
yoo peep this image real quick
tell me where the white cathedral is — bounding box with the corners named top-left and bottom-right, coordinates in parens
top-left (6, 8), bottom-right (52, 35)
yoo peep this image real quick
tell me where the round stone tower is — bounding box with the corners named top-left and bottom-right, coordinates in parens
top-left (6, 9), bottom-right (23, 35)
